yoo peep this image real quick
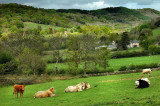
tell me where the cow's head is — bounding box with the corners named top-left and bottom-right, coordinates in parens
top-left (85, 82), bottom-right (91, 89)
top-left (50, 87), bottom-right (56, 92)
top-left (135, 81), bottom-right (139, 86)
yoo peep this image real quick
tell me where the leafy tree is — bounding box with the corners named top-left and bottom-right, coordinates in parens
top-left (117, 32), bottom-right (130, 50)
top-left (81, 34), bottom-right (98, 75)
top-left (139, 28), bottom-right (155, 50)
top-left (18, 49), bottom-right (46, 76)
top-left (0, 30), bottom-right (44, 56)
top-left (67, 34), bottom-right (82, 72)
top-left (96, 47), bottom-right (110, 69)
top-left (148, 45), bottom-right (157, 55)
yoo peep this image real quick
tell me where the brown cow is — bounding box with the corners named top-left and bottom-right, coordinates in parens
top-left (13, 84), bottom-right (25, 98)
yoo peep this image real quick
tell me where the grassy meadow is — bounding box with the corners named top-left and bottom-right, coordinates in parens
top-left (46, 55), bottom-right (160, 71)
top-left (1, 70), bottom-right (160, 106)
top-left (153, 27), bottom-right (160, 36)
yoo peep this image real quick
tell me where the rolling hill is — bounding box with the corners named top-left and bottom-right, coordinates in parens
top-left (0, 3), bottom-right (160, 32)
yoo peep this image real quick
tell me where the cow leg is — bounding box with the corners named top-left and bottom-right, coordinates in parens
top-left (141, 74), bottom-right (144, 78)
top-left (17, 92), bottom-right (18, 98)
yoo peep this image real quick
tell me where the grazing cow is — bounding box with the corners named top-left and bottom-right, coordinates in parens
top-left (13, 84), bottom-right (25, 98)
top-left (34, 87), bottom-right (56, 98)
top-left (142, 68), bottom-right (152, 77)
top-left (64, 82), bottom-right (90, 93)
top-left (135, 78), bottom-right (150, 88)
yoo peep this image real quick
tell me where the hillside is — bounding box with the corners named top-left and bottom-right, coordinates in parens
top-left (0, 3), bottom-right (160, 33)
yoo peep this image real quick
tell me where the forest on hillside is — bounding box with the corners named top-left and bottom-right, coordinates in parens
top-left (0, 3), bottom-right (160, 76)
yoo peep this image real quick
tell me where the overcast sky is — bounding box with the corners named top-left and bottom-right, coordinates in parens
top-left (0, 0), bottom-right (160, 11)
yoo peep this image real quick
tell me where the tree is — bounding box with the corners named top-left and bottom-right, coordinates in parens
top-left (139, 28), bottom-right (156, 50)
top-left (67, 34), bottom-right (82, 74)
top-left (18, 49), bottom-right (46, 76)
top-left (156, 35), bottom-right (160, 45)
top-left (117, 32), bottom-right (130, 50)
top-left (49, 33), bottom-right (64, 74)
top-left (0, 30), bottom-right (44, 56)
top-left (96, 47), bottom-right (110, 70)
top-left (81, 34), bottom-right (98, 75)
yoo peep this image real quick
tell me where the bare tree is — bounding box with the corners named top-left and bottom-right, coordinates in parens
top-left (49, 33), bottom-right (64, 74)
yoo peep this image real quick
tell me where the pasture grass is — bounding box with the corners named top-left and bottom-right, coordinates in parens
top-left (1, 71), bottom-right (160, 106)
top-left (153, 27), bottom-right (160, 36)
top-left (46, 55), bottom-right (160, 71)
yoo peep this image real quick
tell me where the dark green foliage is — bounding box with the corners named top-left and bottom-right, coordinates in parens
top-left (0, 52), bottom-right (12, 64)
top-left (119, 63), bottom-right (159, 71)
top-left (117, 32), bottom-right (130, 50)
top-left (1, 60), bottom-right (18, 74)
top-left (118, 66), bottom-right (127, 71)
top-left (111, 50), bottom-right (149, 59)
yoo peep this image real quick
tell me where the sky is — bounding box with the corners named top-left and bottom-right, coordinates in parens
top-left (0, 0), bottom-right (160, 11)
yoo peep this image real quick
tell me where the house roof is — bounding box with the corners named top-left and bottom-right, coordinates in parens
top-left (108, 44), bottom-right (117, 48)
top-left (130, 40), bottom-right (139, 43)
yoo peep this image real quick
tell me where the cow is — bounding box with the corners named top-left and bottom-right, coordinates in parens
top-left (13, 84), bottom-right (25, 98)
top-left (64, 82), bottom-right (90, 93)
top-left (34, 87), bottom-right (56, 98)
top-left (142, 68), bottom-right (152, 77)
top-left (135, 78), bottom-right (150, 88)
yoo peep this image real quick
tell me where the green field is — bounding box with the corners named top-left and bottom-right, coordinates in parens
top-left (24, 22), bottom-right (61, 30)
top-left (46, 55), bottom-right (160, 71)
top-left (153, 27), bottom-right (160, 36)
top-left (1, 70), bottom-right (160, 106)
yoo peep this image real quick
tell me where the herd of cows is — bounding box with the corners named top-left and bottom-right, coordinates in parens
top-left (13, 68), bottom-right (152, 99)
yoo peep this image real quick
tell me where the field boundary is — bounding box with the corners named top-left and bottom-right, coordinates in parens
top-left (88, 67), bottom-right (160, 77)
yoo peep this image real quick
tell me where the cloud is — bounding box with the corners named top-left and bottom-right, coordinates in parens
top-left (0, 0), bottom-right (160, 11)
top-left (73, 1), bottom-right (113, 10)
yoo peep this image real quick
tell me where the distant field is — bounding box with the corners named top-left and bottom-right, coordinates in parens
top-left (24, 22), bottom-right (61, 30)
top-left (153, 27), bottom-right (160, 36)
top-left (46, 55), bottom-right (160, 71)
top-left (1, 71), bottom-right (160, 106)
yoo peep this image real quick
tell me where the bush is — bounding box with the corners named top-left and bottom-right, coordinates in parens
top-left (111, 50), bottom-right (149, 59)
top-left (0, 52), bottom-right (13, 64)
top-left (127, 64), bottom-right (136, 70)
top-left (119, 63), bottom-right (159, 71)
top-left (2, 60), bottom-right (18, 74)
top-left (118, 66), bottom-right (127, 71)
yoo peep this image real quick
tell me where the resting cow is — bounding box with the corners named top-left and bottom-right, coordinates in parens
top-left (34, 87), bottom-right (56, 98)
top-left (135, 78), bottom-right (150, 88)
top-left (65, 82), bottom-right (90, 93)
top-left (13, 84), bottom-right (25, 98)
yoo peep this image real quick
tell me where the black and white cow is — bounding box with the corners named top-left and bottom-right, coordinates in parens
top-left (135, 78), bottom-right (150, 88)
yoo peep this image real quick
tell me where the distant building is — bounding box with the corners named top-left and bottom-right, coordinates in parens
top-left (129, 40), bottom-right (139, 48)
top-left (95, 44), bottom-right (117, 50)
top-left (95, 45), bottom-right (107, 50)
top-left (108, 44), bottom-right (117, 50)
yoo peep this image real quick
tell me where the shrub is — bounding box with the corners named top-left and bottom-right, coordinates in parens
top-left (2, 60), bottom-right (18, 74)
top-left (118, 66), bottom-right (127, 71)
top-left (106, 68), bottom-right (114, 73)
top-left (111, 50), bottom-right (149, 59)
top-left (0, 52), bottom-right (13, 64)
top-left (127, 64), bottom-right (136, 70)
